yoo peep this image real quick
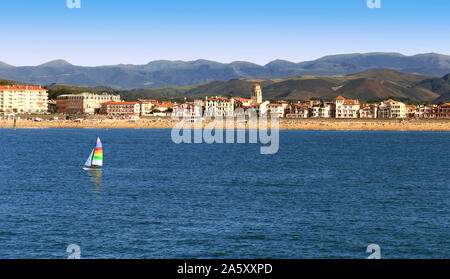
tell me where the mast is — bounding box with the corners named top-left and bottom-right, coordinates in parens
top-left (84, 149), bottom-right (94, 168)
top-left (90, 147), bottom-right (95, 167)
top-left (90, 138), bottom-right (97, 166)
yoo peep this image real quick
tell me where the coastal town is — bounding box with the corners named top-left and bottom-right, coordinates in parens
top-left (1, 84), bottom-right (450, 121)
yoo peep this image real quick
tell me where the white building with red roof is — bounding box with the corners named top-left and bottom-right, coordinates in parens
top-left (287, 103), bottom-right (310, 118)
top-left (379, 99), bottom-right (407, 118)
top-left (172, 101), bottom-right (204, 118)
top-left (360, 104), bottom-right (378, 118)
top-left (0, 85), bottom-right (48, 114)
top-left (204, 97), bottom-right (235, 117)
top-left (154, 102), bottom-right (175, 112)
top-left (437, 103), bottom-right (450, 118)
top-left (267, 104), bottom-right (285, 117)
top-left (335, 96), bottom-right (360, 118)
top-left (233, 97), bottom-right (252, 109)
top-left (137, 99), bottom-right (157, 116)
top-left (267, 101), bottom-right (290, 117)
top-left (310, 102), bottom-right (335, 118)
top-left (414, 104), bottom-right (438, 118)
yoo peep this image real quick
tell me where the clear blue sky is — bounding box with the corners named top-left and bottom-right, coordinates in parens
top-left (0, 0), bottom-right (449, 66)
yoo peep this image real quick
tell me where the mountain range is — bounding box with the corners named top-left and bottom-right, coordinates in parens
top-left (1, 52), bottom-right (449, 89)
top-left (45, 69), bottom-right (450, 103)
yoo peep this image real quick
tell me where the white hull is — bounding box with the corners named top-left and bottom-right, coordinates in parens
top-left (83, 167), bottom-right (103, 171)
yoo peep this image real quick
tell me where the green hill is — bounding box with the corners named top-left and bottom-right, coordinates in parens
top-left (5, 69), bottom-right (449, 103)
top-left (431, 74), bottom-right (450, 102)
top-left (173, 69), bottom-right (448, 103)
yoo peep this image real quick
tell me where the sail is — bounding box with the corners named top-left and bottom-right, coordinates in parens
top-left (84, 149), bottom-right (94, 167)
top-left (91, 137), bottom-right (103, 167)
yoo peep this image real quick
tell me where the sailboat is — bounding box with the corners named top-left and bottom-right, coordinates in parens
top-left (83, 137), bottom-right (103, 171)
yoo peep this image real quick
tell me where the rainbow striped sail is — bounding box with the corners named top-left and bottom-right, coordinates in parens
top-left (84, 137), bottom-right (103, 168)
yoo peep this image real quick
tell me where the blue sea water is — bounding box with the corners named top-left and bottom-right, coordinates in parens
top-left (0, 128), bottom-right (448, 259)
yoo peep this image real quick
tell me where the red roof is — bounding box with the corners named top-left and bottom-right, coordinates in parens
top-left (252, 84), bottom-right (261, 87)
top-left (384, 99), bottom-right (396, 103)
top-left (361, 105), bottom-right (376, 110)
top-left (0, 85), bottom-right (46, 91)
top-left (101, 101), bottom-right (138, 105)
top-left (335, 96), bottom-right (345, 100)
top-left (206, 97), bottom-right (230, 101)
top-left (234, 97), bottom-right (251, 102)
top-left (157, 103), bottom-right (174, 108)
top-left (138, 100), bottom-right (153, 104)
top-left (343, 100), bottom-right (358, 105)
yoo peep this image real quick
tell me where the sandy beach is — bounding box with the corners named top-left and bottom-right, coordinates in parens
top-left (2, 117), bottom-right (450, 131)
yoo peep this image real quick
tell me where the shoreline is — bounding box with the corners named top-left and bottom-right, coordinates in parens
top-left (2, 118), bottom-right (450, 131)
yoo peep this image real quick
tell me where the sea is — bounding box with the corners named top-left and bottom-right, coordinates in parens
top-left (0, 128), bottom-right (448, 259)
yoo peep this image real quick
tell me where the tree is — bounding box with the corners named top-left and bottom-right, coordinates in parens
top-left (0, 80), bottom-right (14, 85)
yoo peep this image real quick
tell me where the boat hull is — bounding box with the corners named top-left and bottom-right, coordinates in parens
top-left (83, 167), bottom-right (104, 171)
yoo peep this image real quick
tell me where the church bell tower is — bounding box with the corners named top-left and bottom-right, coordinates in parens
top-left (251, 84), bottom-right (262, 104)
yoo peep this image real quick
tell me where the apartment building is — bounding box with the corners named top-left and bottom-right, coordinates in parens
top-left (0, 85), bottom-right (48, 114)
top-left (277, 101), bottom-right (289, 115)
top-left (233, 97), bottom-right (252, 109)
top-left (360, 104), bottom-right (378, 118)
top-left (311, 102), bottom-right (335, 118)
top-left (321, 102), bottom-right (336, 118)
top-left (267, 104), bottom-right (285, 117)
top-left (335, 96), bottom-right (360, 118)
top-left (378, 99), bottom-right (407, 118)
top-left (57, 92), bottom-right (121, 114)
top-left (414, 105), bottom-right (438, 118)
top-left (100, 101), bottom-right (140, 118)
top-left (154, 102), bottom-right (174, 112)
top-left (437, 103), bottom-right (450, 118)
top-left (405, 105), bottom-right (417, 118)
top-left (137, 99), bottom-right (156, 116)
top-left (287, 103), bottom-right (310, 118)
top-left (172, 101), bottom-right (204, 118)
top-left (310, 103), bottom-right (320, 118)
top-left (204, 97), bottom-right (235, 117)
